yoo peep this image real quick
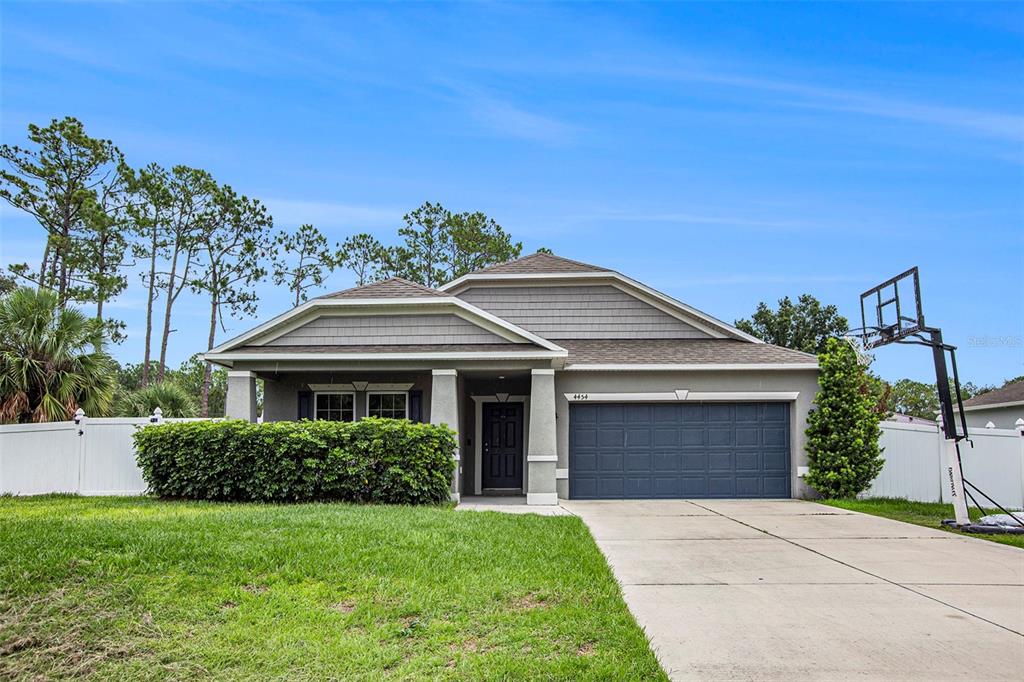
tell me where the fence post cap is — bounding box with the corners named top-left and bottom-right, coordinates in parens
top-left (153, 407), bottom-right (163, 416)
top-left (73, 408), bottom-right (85, 424)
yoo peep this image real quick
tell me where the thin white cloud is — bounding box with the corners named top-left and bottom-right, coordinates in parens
top-left (467, 97), bottom-right (578, 144)
top-left (262, 198), bottom-right (402, 231)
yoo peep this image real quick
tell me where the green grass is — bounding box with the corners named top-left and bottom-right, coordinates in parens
top-left (0, 496), bottom-right (665, 681)
top-left (819, 497), bottom-right (1024, 549)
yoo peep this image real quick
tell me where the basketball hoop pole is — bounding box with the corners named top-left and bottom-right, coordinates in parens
top-left (928, 327), bottom-right (971, 526)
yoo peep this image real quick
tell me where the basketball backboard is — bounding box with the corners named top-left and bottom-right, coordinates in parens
top-left (859, 267), bottom-right (925, 349)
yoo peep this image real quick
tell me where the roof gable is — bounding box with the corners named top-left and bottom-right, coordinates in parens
top-left (321, 277), bottom-right (447, 299)
top-left (473, 253), bottom-right (610, 275)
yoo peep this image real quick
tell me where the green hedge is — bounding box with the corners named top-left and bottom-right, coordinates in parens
top-left (133, 419), bottom-right (457, 504)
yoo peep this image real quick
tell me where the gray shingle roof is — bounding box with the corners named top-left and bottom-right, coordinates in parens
top-left (560, 339), bottom-right (818, 366)
top-left (320, 277), bottom-right (447, 299)
top-left (963, 380), bottom-right (1024, 407)
top-left (472, 253), bottom-right (610, 275)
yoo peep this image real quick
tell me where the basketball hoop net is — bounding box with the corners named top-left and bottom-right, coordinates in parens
top-left (842, 335), bottom-right (873, 367)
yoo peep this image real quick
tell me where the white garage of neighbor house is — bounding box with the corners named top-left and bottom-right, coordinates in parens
top-left (206, 253), bottom-right (820, 504)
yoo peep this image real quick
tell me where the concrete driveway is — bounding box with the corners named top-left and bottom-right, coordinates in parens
top-left (561, 499), bottom-right (1024, 681)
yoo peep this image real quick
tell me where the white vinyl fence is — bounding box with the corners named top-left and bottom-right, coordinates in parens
top-left (868, 421), bottom-right (1024, 509)
top-left (0, 411), bottom-right (211, 496)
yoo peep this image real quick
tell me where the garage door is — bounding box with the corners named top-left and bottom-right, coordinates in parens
top-left (569, 402), bottom-right (791, 499)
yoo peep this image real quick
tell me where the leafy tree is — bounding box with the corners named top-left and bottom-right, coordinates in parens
top-left (336, 233), bottom-right (388, 286)
top-left (388, 202), bottom-right (521, 287)
top-left (887, 378), bottom-right (938, 419)
top-left (0, 273), bottom-right (16, 296)
top-left (0, 287), bottom-right (117, 422)
top-left (804, 338), bottom-right (885, 498)
top-left (0, 117), bottom-right (124, 305)
top-left (167, 354), bottom-right (228, 417)
top-left (389, 202), bottom-right (450, 287)
top-left (115, 381), bottom-right (198, 418)
top-left (536, 247), bottom-right (554, 254)
top-left (444, 211), bottom-right (521, 279)
top-left (735, 294), bottom-right (849, 354)
top-left (154, 166), bottom-right (216, 382)
top-left (191, 185), bottom-right (270, 415)
top-left (125, 163), bottom-right (173, 385)
top-left (272, 224), bottom-right (336, 306)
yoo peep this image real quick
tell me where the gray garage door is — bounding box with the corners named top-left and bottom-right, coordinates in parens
top-left (569, 402), bottom-right (791, 499)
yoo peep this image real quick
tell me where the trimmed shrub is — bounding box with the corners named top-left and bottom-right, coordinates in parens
top-left (133, 418), bottom-right (456, 504)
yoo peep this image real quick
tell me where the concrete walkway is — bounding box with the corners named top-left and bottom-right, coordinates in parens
top-left (562, 499), bottom-right (1024, 681)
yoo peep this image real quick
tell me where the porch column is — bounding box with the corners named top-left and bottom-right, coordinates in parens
top-left (527, 368), bottom-right (558, 505)
top-left (226, 370), bottom-right (258, 422)
top-left (430, 369), bottom-right (461, 502)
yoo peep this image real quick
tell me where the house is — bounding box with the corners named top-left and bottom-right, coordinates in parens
top-left (961, 380), bottom-right (1024, 430)
top-left (206, 253), bottom-right (819, 504)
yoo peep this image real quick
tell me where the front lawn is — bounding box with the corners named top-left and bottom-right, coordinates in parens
top-left (0, 496), bottom-right (665, 680)
top-left (819, 497), bottom-right (1024, 550)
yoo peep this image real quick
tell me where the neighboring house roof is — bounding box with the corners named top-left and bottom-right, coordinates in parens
top-left (320, 277), bottom-right (447, 299)
top-left (559, 339), bottom-right (818, 369)
top-left (473, 252), bottom-right (610, 274)
top-left (962, 380), bottom-right (1024, 410)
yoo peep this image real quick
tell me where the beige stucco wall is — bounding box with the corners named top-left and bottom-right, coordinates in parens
top-left (554, 369), bottom-right (821, 499)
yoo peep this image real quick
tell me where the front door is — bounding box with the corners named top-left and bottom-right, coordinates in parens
top-left (482, 402), bottom-right (524, 490)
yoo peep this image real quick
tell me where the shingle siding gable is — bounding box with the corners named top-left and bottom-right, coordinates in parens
top-left (456, 285), bottom-right (712, 340)
top-left (265, 314), bottom-right (512, 346)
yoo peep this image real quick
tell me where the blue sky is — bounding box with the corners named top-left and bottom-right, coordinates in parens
top-left (1, 2), bottom-right (1022, 385)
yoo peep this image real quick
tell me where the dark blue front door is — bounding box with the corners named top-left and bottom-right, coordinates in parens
top-left (569, 402), bottom-right (791, 499)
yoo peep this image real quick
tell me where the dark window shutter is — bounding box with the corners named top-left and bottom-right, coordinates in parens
top-left (408, 390), bottom-right (423, 423)
top-left (298, 390), bottom-right (313, 420)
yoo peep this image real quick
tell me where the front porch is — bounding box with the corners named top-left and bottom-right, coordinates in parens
top-left (225, 366), bottom-right (560, 505)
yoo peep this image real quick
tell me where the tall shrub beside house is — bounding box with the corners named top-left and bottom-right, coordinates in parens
top-left (804, 337), bottom-right (885, 498)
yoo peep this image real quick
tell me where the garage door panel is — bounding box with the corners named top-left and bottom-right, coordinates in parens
top-left (708, 428), bottom-right (732, 447)
top-left (681, 453), bottom-right (707, 472)
top-left (624, 476), bottom-right (651, 497)
top-left (572, 452), bottom-right (599, 473)
top-left (598, 477), bottom-right (624, 498)
top-left (624, 452), bottom-right (651, 472)
top-left (736, 427), bottom-right (760, 446)
top-left (708, 452), bottom-right (733, 471)
top-left (626, 428), bottom-right (651, 447)
top-left (653, 428), bottom-right (679, 447)
top-left (763, 427), bottom-right (787, 447)
top-left (763, 476), bottom-right (789, 497)
top-left (653, 452), bottom-right (680, 472)
top-left (570, 401), bottom-right (791, 499)
top-left (735, 476), bottom-right (762, 497)
top-left (681, 428), bottom-right (704, 446)
top-left (763, 450), bottom-right (788, 471)
top-left (736, 452), bottom-right (760, 471)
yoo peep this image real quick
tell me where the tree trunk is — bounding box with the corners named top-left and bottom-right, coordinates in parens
top-left (200, 292), bottom-right (218, 418)
top-left (39, 240), bottom-right (51, 291)
top-left (142, 227), bottom-right (158, 387)
top-left (157, 246), bottom-right (180, 383)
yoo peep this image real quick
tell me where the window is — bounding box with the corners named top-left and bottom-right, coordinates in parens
top-left (367, 392), bottom-right (408, 419)
top-left (315, 393), bottom-right (355, 421)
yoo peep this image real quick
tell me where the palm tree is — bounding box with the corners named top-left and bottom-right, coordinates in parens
top-left (0, 287), bottom-right (117, 423)
top-left (115, 382), bottom-right (198, 418)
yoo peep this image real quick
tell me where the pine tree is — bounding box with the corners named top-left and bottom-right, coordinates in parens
top-left (804, 337), bottom-right (885, 498)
